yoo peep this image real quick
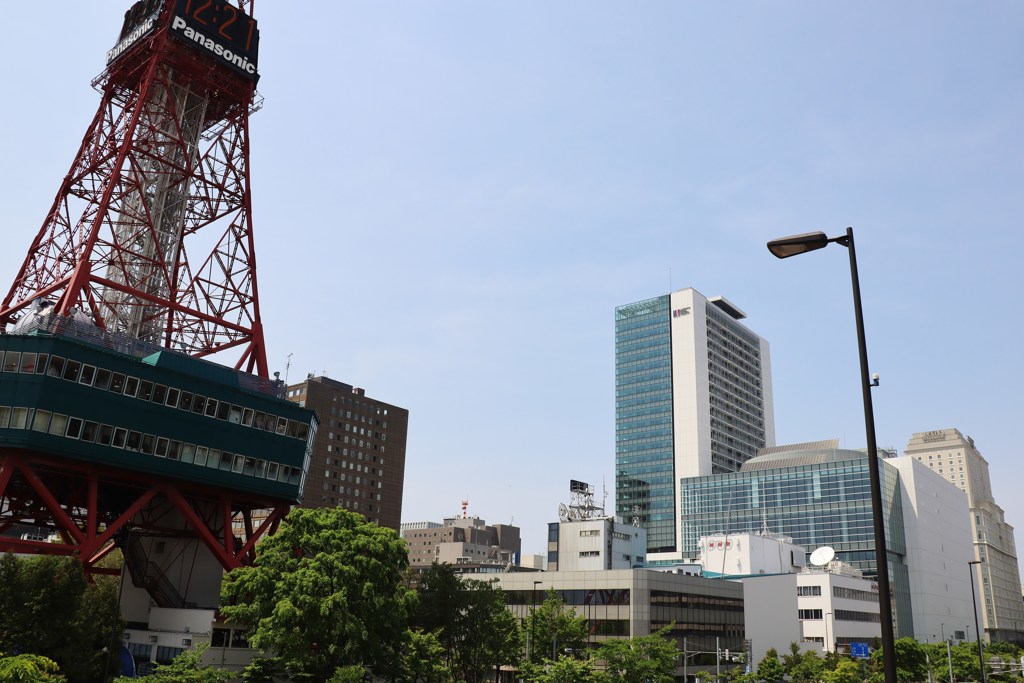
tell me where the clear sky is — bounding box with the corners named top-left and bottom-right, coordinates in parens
top-left (2, 2), bottom-right (1022, 557)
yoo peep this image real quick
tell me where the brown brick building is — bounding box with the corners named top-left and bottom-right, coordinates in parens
top-left (286, 375), bottom-right (408, 531)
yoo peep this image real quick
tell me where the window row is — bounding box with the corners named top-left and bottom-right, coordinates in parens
top-left (1, 350), bottom-right (311, 442)
top-left (0, 405), bottom-right (303, 486)
top-left (832, 585), bottom-right (878, 602)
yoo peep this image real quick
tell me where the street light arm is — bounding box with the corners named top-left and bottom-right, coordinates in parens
top-left (765, 226), bottom-right (897, 683)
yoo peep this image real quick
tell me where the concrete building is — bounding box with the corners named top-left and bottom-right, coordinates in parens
top-left (546, 517), bottom-right (646, 571)
top-left (888, 454), bottom-right (977, 644)
top-left (491, 569), bottom-right (745, 680)
top-left (286, 375), bottom-right (408, 530)
top-left (678, 440), bottom-right (977, 639)
top-left (905, 429), bottom-right (1024, 643)
top-left (699, 531), bottom-right (806, 578)
top-left (692, 532), bottom-right (881, 659)
top-left (615, 288), bottom-right (775, 563)
top-left (401, 516), bottom-right (521, 571)
top-left (740, 566), bottom-right (883, 662)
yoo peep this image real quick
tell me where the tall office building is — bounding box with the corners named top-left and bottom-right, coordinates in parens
top-left (904, 429), bottom-right (1024, 643)
top-left (615, 288), bottom-right (774, 562)
top-left (286, 375), bottom-right (408, 531)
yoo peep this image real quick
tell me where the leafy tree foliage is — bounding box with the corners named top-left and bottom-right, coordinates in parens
top-left (522, 589), bottom-right (589, 664)
top-left (521, 656), bottom-right (607, 683)
top-left (780, 643), bottom-right (824, 683)
top-left (221, 507), bottom-right (416, 683)
top-left (595, 625), bottom-right (679, 683)
top-left (820, 658), bottom-right (864, 683)
top-left (755, 647), bottom-right (785, 683)
top-left (0, 653), bottom-right (66, 683)
top-left (400, 629), bottom-right (449, 683)
top-left (867, 637), bottom-right (929, 683)
top-left (0, 554), bottom-right (122, 683)
top-left (113, 644), bottom-right (230, 683)
top-left (455, 579), bottom-right (521, 682)
top-left (411, 565), bottom-right (520, 682)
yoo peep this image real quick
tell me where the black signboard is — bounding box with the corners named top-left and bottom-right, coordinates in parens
top-left (169, 0), bottom-right (260, 83)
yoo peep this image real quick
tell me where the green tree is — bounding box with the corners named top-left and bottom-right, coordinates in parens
top-left (455, 579), bottom-right (521, 683)
top-left (595, 626), bottom-right (679, 683)
top-left (220, 507), bottom-right (416, 683)
top-left (755, 648), bottom-right (785, 683)
top-left (820, 658), bottom-right (864, 683)
top-left (522, 655), bottom-right (608, 683)
top-left (410, 564), bottom-right (521, 682)
top-left (0, 554), bottom-right (123, 683)
top-left (784, 647), bottom-right (824, 683)
top-left (401, 629), bottom-right (450, 683)
top-left (0, 653), bottom-right (66, 683)
top-left (523, 590), bottom-right (589, 664)
top-left (326, 666), bottom-right (369, 683)
top-left (410, 563), bottom-right (465, 673)
top-left (867, 637), bottom-right (928, 683)
top-left (113, 644), bottom-right (230, 683)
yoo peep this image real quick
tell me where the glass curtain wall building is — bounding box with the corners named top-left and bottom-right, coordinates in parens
top-left (678, 441), bottom-right (914, 637)
top-left (615, 288), bottom-right (774, 562)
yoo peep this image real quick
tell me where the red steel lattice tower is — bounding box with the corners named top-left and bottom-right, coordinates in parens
top-left (0, 0), bottom-right (316, 594)
top-left (2, 0), bottom-right (267, 376)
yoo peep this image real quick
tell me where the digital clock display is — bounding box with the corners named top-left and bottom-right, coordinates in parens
top-left (170, 0), bottom-right (260, 83)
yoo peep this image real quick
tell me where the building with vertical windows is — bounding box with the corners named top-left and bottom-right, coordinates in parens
top-left (615, 288), bottom-right (774, 563)
top-left (546, 517), bottom-right (646, 572)
top-left (904, 429), bottom-right (1024, 643)
top-left (400, 516), bottom-right (521, 571)
top-left (286, 375), bottom-right (408, 531)
top-left (679, 439), bottom-right (979, 640)
top-left (491, 569), bottom-right (745, 680)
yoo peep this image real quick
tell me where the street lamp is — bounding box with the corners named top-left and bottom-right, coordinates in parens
top-left (531, 580), bottom-right (542, 664)
top-left (766, 227), bottom-right (896, 683)
top-left (968, 560), bottom-right (987, 683)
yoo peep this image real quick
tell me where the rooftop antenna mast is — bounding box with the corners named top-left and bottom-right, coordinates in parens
top-left (284, 353), bottom-right (293, 384)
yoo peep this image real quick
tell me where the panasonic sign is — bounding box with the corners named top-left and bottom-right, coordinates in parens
top-left (170, 15), bottom-right (259, 82)
top-left (106, 14), bottom-right (158, 65)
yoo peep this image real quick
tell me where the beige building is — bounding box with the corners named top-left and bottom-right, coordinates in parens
top-left (905, 429), bottom-right (1024, 642)
top-left (286, 375), bottom-right (408, 531)
top-left (401, 516), bottom-right (521, 570)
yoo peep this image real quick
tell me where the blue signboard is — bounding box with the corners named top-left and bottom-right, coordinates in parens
top-left (850, 642), bottom-right (871, 659)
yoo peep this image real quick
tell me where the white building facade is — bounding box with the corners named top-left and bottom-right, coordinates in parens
top-left (905, 429), bottom-right (1024, 643)
top-left (888, 454), bottom-right (977, 643)
top-left (547, 517), bottom-right (646, 571)
top-left (615, 288), bottom-right (775, 564)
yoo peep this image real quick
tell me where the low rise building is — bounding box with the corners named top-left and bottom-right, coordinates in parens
top-left (401, 516), bottom-right (521, 571)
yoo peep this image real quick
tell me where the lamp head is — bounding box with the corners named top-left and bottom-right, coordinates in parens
top-left (766, 231), bottom-right (831, 259)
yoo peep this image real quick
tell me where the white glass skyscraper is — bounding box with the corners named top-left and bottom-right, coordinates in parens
top-left (615, 288), bottom-right (775, 562)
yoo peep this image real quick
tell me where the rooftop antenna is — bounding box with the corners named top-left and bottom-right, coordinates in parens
top-left (461, 499), bottom-right (469, 519)
top-left (284, 353), bottom-right (293, 384)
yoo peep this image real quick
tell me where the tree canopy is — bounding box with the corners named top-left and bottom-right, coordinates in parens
top-left (410, 563), bottom-right (520, 683)
top-left (113, 644), bottom-right (230, 683)
top-left (596, 625), bottom-right (679, 683)
top-left (220, 507), bottom-right (416, 683)
top-left (0, 554), bottom-right (122, 683)
top-left (522, 589), bottom-right (589, 664)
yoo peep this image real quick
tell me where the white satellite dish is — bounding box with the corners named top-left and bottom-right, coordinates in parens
top-left (809, 546), bottom-right (836, 566)
top-left (558, 503), bottom-right (570, 522)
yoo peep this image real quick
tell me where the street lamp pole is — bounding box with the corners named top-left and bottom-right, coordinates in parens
top-left (531, 580), bottom-right (542, 664)
top-left (767, 227), bottom-right (896, 683)
top-left (968, 560), bottom-right (987, 683)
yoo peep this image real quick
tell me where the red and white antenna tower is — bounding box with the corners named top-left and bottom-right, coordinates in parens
top-left (1, 0), bottom-right (268, 376)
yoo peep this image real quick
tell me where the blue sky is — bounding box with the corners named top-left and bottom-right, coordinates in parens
top-left (2, 2), bottom-right (1022, 556)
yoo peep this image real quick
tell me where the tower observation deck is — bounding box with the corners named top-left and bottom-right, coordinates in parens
top-left (0, 0), bottom-right (315, 603)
